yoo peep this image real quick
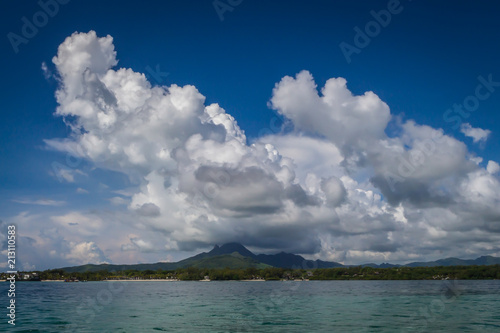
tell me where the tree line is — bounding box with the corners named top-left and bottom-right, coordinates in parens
top-left (2, 264), bottom-right (499, 281)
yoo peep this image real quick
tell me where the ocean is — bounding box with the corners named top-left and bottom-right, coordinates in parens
top-left (1, 280), bottom-right (499, 332)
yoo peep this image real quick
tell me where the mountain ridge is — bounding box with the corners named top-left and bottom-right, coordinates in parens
top-left (55, 243), bottom-right (500, 273)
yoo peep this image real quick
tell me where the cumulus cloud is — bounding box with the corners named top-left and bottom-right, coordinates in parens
top-left (37, 31), bottom-right (500, 266)
top-left (460, 123), bottom-right (491, 143)
top-left (321, 177), bottom-right (347, 207)
top-left (370, 121), bottom-right (477, 206)
top-left (65, 241), bottom-right (109, 265)
top-left (135, 202), bottom-right (161, 217)
top-left (270, 70), bottom-right (391, 151)
top-left (0, 215), bottom-right (107, 270)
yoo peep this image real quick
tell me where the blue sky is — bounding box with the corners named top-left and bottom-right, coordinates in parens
top-left (1, 0), bottom-right (500, 270)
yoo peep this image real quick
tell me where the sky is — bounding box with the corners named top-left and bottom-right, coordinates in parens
top-left (1, 0), bottom-right (500, 271)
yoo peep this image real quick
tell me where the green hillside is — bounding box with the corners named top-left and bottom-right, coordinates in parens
top-left (59, 252), bottom-right (269, 273)
top-left (191, 252), bottom-right (270, 269)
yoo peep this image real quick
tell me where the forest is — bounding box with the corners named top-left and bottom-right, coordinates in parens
top-left (3, 264), bottom-right (499, 281)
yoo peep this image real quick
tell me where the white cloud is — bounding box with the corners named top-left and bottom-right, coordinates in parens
top-left (56, 168), bottom-right (75, 182)
top-left (51, 212), bottom-right (103, 237)
top-left (270, 70), bottom-right (390, 151)
top-left (1, 210), bottom-right (177, 270)
top-left (460, 123), bottom-right (491, 143)
top-left (109, 196), bottom-right (129, 205)
top-left (65, 241), bottom-right (109, 265)
top-left (112, 188), bottom-right (136, 197)
top-left (41, 61), bottom-right (52, 79)
top-left (121, 237), bottom-right (155, 252)
top-left (32, 31), bottom-right (500, 266)
top-left (12, 199), bottom-right (66, 206)
top-left (321, 177), bottom-right (347, 207)
top-left (259, 134), bottom-right (344, 182)
top-left (487, 160), bottom-right (500, 174)
top-left (49, 166), bottom-right (87, 183)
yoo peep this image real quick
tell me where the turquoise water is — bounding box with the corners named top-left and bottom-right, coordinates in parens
top-left (1, 280), bottom-right (500, 332)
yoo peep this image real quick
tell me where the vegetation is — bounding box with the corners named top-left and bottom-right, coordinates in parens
top-left (310, 265), bottom-right (500, 280)
top-left (56, 252), bottom-right (269, 273)
top-left (2, 265), bottom-right (499, 281)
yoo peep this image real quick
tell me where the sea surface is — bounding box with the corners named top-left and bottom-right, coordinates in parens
top-left (1, 280), bottom-right (500, 332)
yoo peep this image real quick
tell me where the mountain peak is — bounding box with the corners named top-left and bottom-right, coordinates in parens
top-left (208, 242), bottom-right (256, 258)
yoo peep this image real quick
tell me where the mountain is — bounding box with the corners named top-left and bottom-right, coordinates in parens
top-left (190, 253), bottom-right (269, 269)
top-left (359, 263), bottom-right (400, 268)
top-left (198, 243), bottom-right (342, 269)
top-left (57, 243), bottom-right (343, 273)
top-left (55, 243), bottom-right (500, 273)
top-left (59, 253), bottom-right (268, 273)
top-left (59, 262), bottom-right (177, 273)
top-left (359, 255), bottom-right (500, 268)
top-left (208, 242), bottom-right (257, 259)
top-left (59, 244), bottom-right (268, 273)
top-left (256, 252), bottom-right (343, 269)
top-left (405, 256), bottom-right (500, 267)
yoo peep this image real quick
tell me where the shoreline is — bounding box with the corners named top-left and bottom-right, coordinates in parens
top-left (42, 280), bottom-right (66, 282)
top-left (105, 279), bottom-right (180, 282)
top-left (2, 278), bottom-right (498, 282)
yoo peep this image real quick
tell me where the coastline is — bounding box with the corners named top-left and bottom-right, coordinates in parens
top-left (105, 279), bottom-right (180, 282)
top-left (42, 280), bottom-right (66, 282)
top-left (3, 278), bottom-right (497, 282)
